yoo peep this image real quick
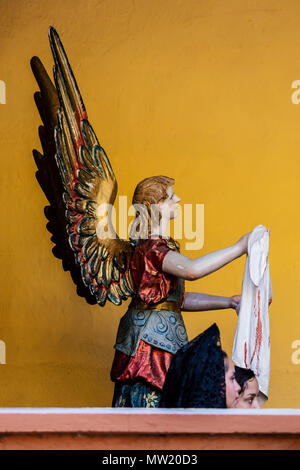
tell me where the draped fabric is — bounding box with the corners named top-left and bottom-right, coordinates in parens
top-left (232, 224), bottom-right (272, 400)
top-left (159, 323), bottom-right (227, 408)
top-left (111, 339), bottom-right (173, 391)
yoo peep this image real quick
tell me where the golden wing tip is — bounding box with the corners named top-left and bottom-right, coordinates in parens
top-left (48, 26), bottom-right (57, 38)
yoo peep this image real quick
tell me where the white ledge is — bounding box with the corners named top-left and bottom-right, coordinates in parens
top-left (0, 407), bottom-right (298, 415)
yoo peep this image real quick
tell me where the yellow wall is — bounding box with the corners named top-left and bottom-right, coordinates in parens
top-left (0, 0), bottom-right (299, 407)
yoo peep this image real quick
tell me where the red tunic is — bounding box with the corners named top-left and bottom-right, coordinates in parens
top-left (111, 236), bottom-right (184, 391)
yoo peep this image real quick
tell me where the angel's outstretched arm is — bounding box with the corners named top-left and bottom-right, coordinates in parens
top-left (181, 292), bottom-right (238, 312)
top-left (162, 233), bottom-right (249, 281)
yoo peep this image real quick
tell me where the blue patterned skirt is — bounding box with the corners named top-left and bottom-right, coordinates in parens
top-left (112, 382), bottom-right (161, 408)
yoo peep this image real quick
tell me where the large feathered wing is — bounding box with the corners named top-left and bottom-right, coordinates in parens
top-left (48, 26), bottom-right (136, 306)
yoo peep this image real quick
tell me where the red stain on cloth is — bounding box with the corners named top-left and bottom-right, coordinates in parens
top-left (250, 290), bottom-right (263, 376)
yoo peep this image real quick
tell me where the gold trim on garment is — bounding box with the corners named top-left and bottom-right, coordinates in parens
top-left (132, 299), bottom-right (181, 313)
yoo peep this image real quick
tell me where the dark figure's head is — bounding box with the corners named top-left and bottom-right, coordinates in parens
top-left (159, 324), bottom-right (240, 408)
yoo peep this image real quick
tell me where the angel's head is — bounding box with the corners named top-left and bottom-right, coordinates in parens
top-left (130, 175), bottom-right (181, 239)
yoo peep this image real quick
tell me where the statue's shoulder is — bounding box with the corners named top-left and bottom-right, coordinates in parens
top-left (165, 237), bottom-right (180, 252)
top-left (130, 236), bottom-right (180, 253)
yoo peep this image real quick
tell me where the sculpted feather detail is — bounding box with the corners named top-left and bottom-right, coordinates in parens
top-left (48, 26), bottom-right (135, 306)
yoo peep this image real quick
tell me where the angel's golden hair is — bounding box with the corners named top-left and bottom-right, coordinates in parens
top-left (130, 175), bottom-right (175, 238)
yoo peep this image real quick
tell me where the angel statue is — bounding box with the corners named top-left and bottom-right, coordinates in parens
top-left (32, 27), bottom-right (250, 408)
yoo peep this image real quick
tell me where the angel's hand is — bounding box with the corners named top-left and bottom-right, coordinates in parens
top-left (230, 294), bottom-right (241, 316)
top-left (236, 232), bottom-right (251, 255)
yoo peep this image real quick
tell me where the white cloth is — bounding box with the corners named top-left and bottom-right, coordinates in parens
top-left (232, 225), bottom-right (273, 399)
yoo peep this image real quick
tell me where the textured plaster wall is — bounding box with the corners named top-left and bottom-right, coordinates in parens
top-left (0, 0), bottom-right (299, 407)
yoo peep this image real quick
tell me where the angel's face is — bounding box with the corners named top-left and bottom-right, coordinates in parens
top-left (158, 185), bottom-right (181, 221)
